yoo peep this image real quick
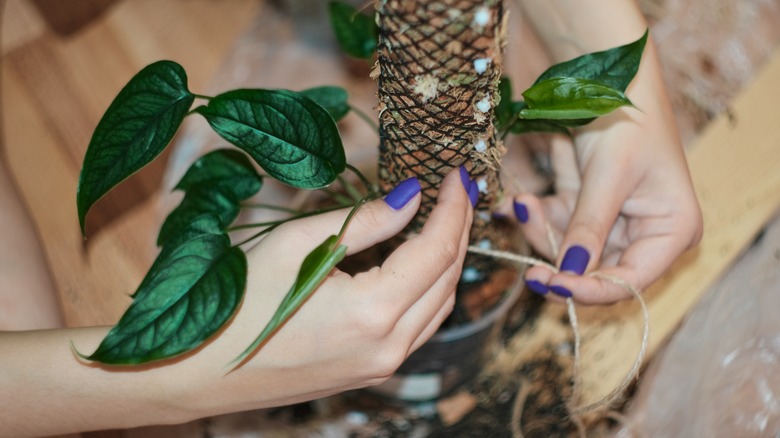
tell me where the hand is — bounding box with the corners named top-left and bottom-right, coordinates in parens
top-left (510, 41), bottom-right (703, 305)
top-left (186, 167), bottom-right (474, 416)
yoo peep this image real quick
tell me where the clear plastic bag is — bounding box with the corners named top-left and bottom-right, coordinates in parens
top-left (621, 215), bottom-right (780, 437)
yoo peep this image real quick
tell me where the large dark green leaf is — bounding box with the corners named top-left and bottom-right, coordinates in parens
top-left (328, 1), bottom-right (378, 59)
top-left (231, 234), bottom-right (347, 366)
top-left (520, 77), bottom-right (634, 120)
top-left (534, 29), bottom-right (648, 92)
top-left (300, 86), bottom-right (350, 122)
top-left (84, 223), bottom-right (247, 364)
top-left (137, 214), bottom-right (223, 298)
top-left (77, 60), bottom-right (194, 233)
top-left (195, 89), bottom-right (346, 189)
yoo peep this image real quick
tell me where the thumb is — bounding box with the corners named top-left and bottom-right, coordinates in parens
top-left (264, 177), bottom-right (423, 260)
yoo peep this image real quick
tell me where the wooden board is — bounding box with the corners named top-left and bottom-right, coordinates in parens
top-left (2, 0), bottom-right (259, 327)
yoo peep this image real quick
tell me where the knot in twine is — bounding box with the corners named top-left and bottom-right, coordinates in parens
top-left (466, 224), bottom-right (649, 436)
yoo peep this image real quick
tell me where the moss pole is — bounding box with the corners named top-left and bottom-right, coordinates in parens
top-left (376, 0), bottom-right (507, 232)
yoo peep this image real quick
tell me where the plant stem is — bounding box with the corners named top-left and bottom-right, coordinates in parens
top-left (349, 104), bottom-right (380, 132)
top-left (346, 163), bottom-right (376, 195)
top-left (322, 188), bottom-right (355, 206)
top-left (231, 205), bottom-right (350, 247)
top-left (192, 93), bottom-right (213, 101)
top-left (338, 175), bottom-right (364, 203)
top-left (337, 195), bottom-right (372, 239)
top-left (240, 203), bottom-right (302, 214)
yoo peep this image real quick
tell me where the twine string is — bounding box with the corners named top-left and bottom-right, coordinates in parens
top-left (466, 244), bottom-right (649, 433)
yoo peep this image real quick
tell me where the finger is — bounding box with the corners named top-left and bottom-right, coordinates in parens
top-left (264, 177), bottom-right (423, 259)
top-left (551, 232), bottom-right (693, 305)
top-left (394, 205), bottom-right (471, 347)
top-left (363, 167), bottom-right (473, 319)
top-left (408, 291), bottom-right (456, 352)
top-left (550, 151), bottom-right (637, 298)
top-left (512, 192), bottom-right (567, 261)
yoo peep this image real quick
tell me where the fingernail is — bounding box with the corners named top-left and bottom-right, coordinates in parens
top-left (384, 177), bottom-right (421, 210)
top-left (525, 279), bottom-right (548, 296)
top-left (467, 180), bottom-right (479, 208)
top-left (549, 285), bottom-right (573, 298)
top-left (459, 165), bottom-right (471, 192)
top-left (513, 201), bottom-right (529, 224)
top-left (560, 245), bottom-right (590, 275)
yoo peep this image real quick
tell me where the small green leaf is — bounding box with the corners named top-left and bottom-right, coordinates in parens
top-left (158, 190), bottom-right (240, 246)
top-left (300, 86), bottom-right (351, 122)
top-left (175, 149), bottom-right (262, 200)
top-left (231, 235), bottom-right (347, 366)
top-left (157, 149), bottom-right (263, 246)
top-left (520, 77), bottom-right (634, 120)
top-left (534, 29), bottom-right (648, 92)
top-left (195, 89), bottom-right (346, 189)
top-left (494, 76), bottom-right (515, 132)
top-left (328, 1), bottom-right (378, 59)
top-left (509, 120), bottom-right (572, 136)
top-left (77, 60), bottom-right (194, 233)
top-left (84, 225), bottom-right (247, 364)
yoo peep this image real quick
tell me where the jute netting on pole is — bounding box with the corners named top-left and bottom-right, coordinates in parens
top-left (376, 0), bottom-right (507, 232)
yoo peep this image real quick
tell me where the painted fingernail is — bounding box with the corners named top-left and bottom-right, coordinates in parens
top-left (384, 177), bottom-right (421, 210)
top-left (467, 180), bottom-right (479, 208)
top-left (513, 201), bottom-right (529, 224)
top-left (525, 279), bottom-right (549, 296)
top-left (459, 165), bottom-right (471, 192)
top-left (560, 245), bottom-right (590, 275)
top-left (549, 285), bottom-right (573, 298)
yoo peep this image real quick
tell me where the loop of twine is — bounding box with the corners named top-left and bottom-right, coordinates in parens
top-left (466, 243), bottom-right (649, 435)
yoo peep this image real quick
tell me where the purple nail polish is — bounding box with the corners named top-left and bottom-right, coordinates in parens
top-left (560, 245), bottom-right (590, 275)
top-left (549, 285), bottom-right (573, 298)
top-left (467, 180), bottom-right (479, 208)
top-left (459, 166), bottom-right (470, 192)
top-left (384, 177), bottom-right (421, 210)
top-left (513, 201), bottom-right (529, 224)
top-left (525, 279), bottom-right (549, 296)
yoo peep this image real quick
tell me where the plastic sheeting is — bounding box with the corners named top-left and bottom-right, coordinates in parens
top-left (621, 215), bottom-right (780, 437)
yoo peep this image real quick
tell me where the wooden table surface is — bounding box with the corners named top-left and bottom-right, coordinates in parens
top-left (2, 0), bottom-right (259, 328)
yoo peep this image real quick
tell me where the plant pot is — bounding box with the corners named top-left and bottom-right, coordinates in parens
top-left (369, 276), bottom-right (523, 402)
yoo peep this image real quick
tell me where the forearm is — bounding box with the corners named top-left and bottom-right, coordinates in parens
top-left (518, 0), bottom-right (648, 61)
top-left (0, 162), bottom-right (62, 330)
top-left (0, 327), bottom-right (201, 436)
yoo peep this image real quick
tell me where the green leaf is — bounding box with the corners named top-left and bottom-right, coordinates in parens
top-left (231, 234), bottom-right (347, 366)
top-left (494, 76), bottom-right (515, 133)
top-left (158, 190), bottom-right (240, 246)
top-left (509, 120), bottom-right (572, 136)
top-left (328, 1), bottom-right (378, 59)
top-left (520, 77), bottom-right (634, 120)
top-left (77, 60), bottom-right (194, 233)
top-left (300, 86), bottom-right (351, 122)
top-left (534, 29), bottom-right (648, 92)
top-left (157, 149), bottom-right (263, 246)
top-left (175, 149), bottom-right (262, 200)
top-left (195, 89), bottom-right (346, 189)
top-left (137, 214), bottom-right (223, 298)
top-left (84, 224), bottom-right (247, 364)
